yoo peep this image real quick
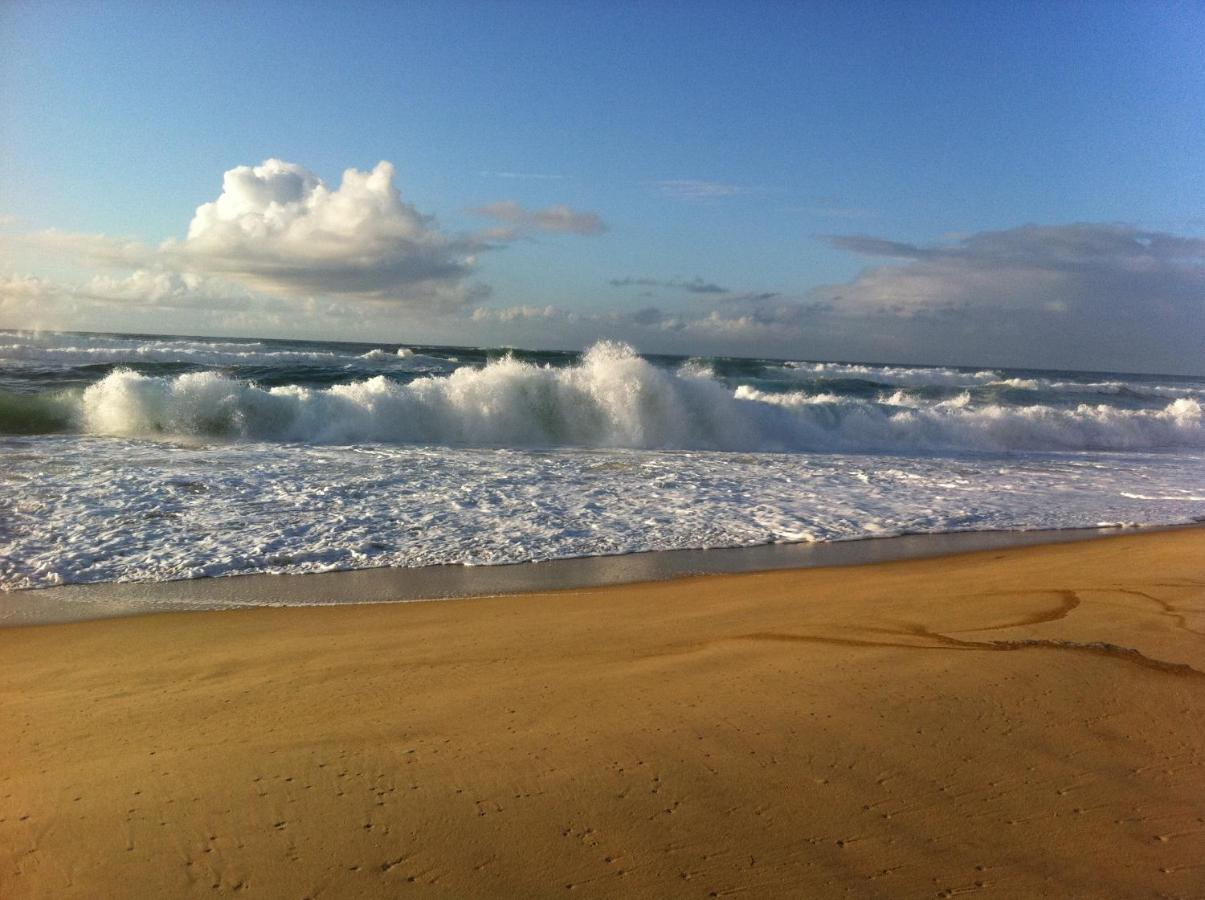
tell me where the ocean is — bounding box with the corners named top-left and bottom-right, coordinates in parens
top-left (1, 330), bottom-right (1203, 595)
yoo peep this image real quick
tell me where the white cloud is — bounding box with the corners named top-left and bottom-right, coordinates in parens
top-left (6, 172), bottom-right (1203, 374)
top-left (471, 304), bottom-right (579, 323)
top-left (85, 269), bottom-right (201, 303)
top-left (171, 159), bottom-right (479, 305)
top-left (4, 158), bottom-right (608, 338)
top-left (23, 229), bottom-right (159, 268)
top-left (685, 310), bottom-right (779, 338)
top-left (0, 159), bottom-right (503, 322)
top-left (1, 253), bottom-right (289, 332)
top-left (445, 224), bottom-right (1205, 373)
top-left (0, 273), bottom-right (59, 318)
top-left (81, 269), bottom-right (257, 310)
top-left (0, 273), bottom-right (93, 332)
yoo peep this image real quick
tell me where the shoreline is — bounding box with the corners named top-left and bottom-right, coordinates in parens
top-left (4, 522), bottom-right (1200, 625)
top-left (2, 528), bottom-right (1202, 898)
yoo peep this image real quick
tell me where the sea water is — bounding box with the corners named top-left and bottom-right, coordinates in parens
top-left (1, 330), bottom-right (1202, 592)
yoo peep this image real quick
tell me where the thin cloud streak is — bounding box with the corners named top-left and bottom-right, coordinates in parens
top-left (473, 201), bottom-right (606, 237)
top-left (609, 276), bottom-right (730, 294)
top-left (787, 205), bottom-right (882, 220)
top-left (652, 179), bottom-right (747, 200)
top-left (478, 170), bottom-right (569, 181)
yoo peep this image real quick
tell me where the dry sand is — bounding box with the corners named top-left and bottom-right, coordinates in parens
top-left (2, 529), bottom-right (1203, 898)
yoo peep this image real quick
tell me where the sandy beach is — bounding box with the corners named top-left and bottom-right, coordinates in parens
top-left (2, 529), bottom-right (1203, 899)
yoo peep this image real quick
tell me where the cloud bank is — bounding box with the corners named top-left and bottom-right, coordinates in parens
top-left (0, 158), bottom-right (603, 333)
top-left (469, 223), bottom-right (1202, 373)
top-left (2, 162), bottom-right (1201, 374)
top-left (815, 224), bottom-right (1205, 321)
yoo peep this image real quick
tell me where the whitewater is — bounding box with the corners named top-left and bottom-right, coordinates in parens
top-left (2, 330), bottom-right (1203, 593)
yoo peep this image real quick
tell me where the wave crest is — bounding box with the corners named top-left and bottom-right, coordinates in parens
top-left (2, 342), bottom-right (1195, 452)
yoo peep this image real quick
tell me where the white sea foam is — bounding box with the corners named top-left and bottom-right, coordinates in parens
top-left (783, 360), bottom-right (1004, 386)
top-left (358, 347), bottom-right (417, 362)
top-left (677, 358), bottom-right (716, 379)
top-left (780, 359), bottom-right (1205, 401)
top-left (987, 376), bottom-right (1205, 399)
top-left (3, 332), bottom-right (1203, 596)
top-left (0, 336), bottom-right (347, 367)
top-left (991, 377), bottom-right (1044, 390)
top-left (3, 435), bottom-right (1202, 591)
top-left (66, 343), bottom-right (1205, 452)
top-left (0, 331), bottom-right (455, 377)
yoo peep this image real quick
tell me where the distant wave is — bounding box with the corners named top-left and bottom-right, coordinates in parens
top-left (0, 339), bottom-right (448, 371)
top-left (3, 341), bottom-right (1200, 452)
top-left (779, 360), bottom-right (1204, 402)
top-left (783, 360), bottom-right (1005, 387)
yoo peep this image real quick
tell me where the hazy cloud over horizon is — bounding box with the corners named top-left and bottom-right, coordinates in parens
top-left (4, 159), bottom-right (486, 313)
top-left (465, 222), bottom-right (1204, 372)
top-left (2, 160), bottom-right (1202, 372)
top-left (813, 223), bottom-right (1205, 322)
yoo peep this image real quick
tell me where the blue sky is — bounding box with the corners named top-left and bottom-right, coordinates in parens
top-left (1, 0), bottom-right (1203, 371)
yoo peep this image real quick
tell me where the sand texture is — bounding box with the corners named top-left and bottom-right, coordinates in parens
top-left (2, 529), bottom-right (1203, 898)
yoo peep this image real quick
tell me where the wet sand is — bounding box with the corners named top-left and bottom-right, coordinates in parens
top-left (0, 525), bottom-right (1160, 625)
top-left (1, 529), bottom-right (1203, 898)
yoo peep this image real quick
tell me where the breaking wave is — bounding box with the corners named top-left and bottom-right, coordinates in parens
top-left (4, 341), bottom-right (1200, 453)
top-left (779, 361), bottom-right (1203, 401)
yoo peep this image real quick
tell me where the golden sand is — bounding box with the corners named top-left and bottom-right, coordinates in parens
top-left (2, 529), bottom-right (1203, 898)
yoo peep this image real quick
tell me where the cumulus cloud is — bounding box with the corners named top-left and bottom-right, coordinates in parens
top-left (171, 159), bottom-right (479, 306)
top-left (0, 158), bottom-right (503, 322)
top-left (6, 182), bottom-right (1202, 374)
top-left (0, 158), bottom-right (510, 333)
top-left (472, 201), bottom-right (606, 237)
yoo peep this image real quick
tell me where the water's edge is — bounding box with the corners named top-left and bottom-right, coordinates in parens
top-left (4, 524), bottom-right (1197, 627)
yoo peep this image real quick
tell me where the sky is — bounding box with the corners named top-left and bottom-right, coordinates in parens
top-left (1, 0), bottom-right (1203, 373)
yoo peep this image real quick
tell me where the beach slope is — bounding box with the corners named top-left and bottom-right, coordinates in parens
top-left (2, 529), bottom-right (1203, 898)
